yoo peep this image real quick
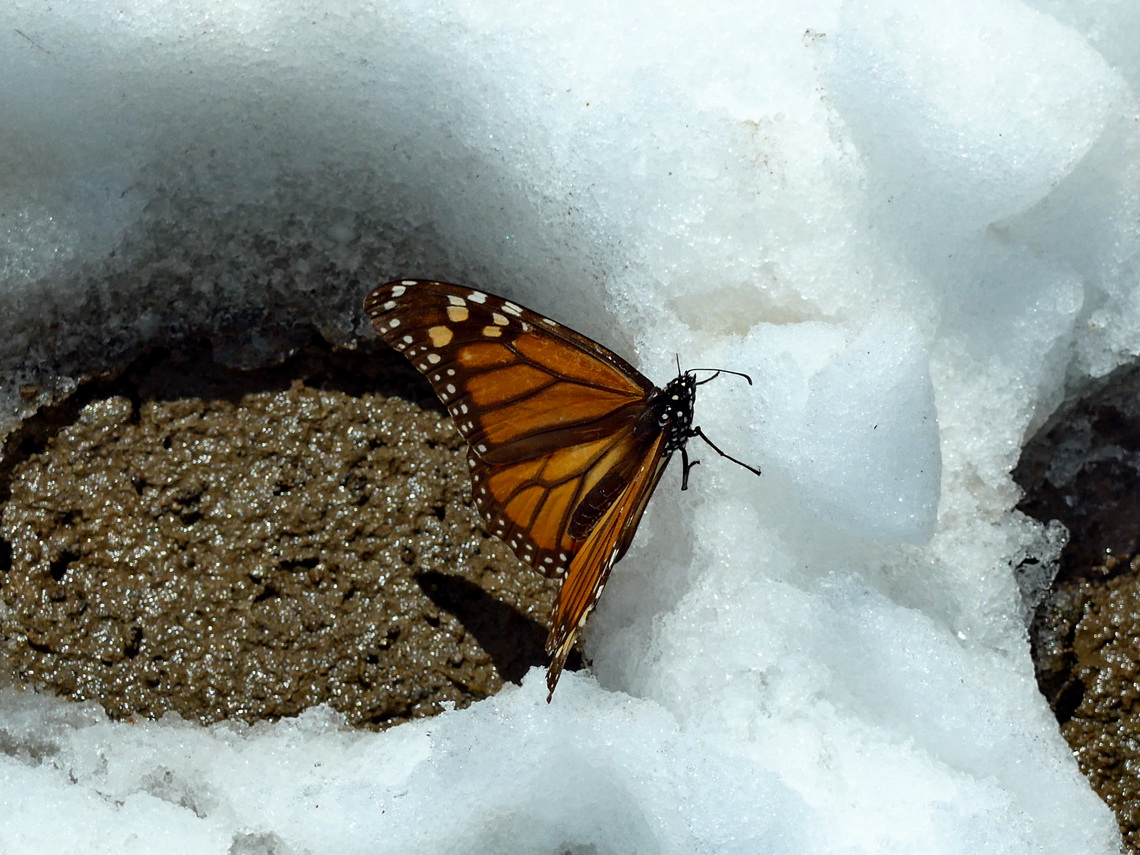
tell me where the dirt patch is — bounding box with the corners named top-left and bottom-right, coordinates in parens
top-left (0, 338), bottom-right (565, 729)
top-left (1018, 365), bottom-right (1140, 852)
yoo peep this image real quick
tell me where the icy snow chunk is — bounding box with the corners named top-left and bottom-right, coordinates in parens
top-left (755, 313), bottom-right (940, 543)
top-left (827, 0), bottom-right (1125, 237)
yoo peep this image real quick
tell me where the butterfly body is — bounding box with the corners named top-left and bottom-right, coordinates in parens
top-left (364, 280), bottom-right (753, 699)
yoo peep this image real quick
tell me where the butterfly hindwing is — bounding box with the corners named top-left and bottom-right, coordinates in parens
top-left (545, 431), bottom-right (672, 698)
top-left (468, 426), bottom-right (653, 578)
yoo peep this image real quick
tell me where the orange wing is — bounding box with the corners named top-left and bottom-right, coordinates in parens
top-left (365, 279), bottom-right (674, 698)
top-left (365, 279), bottom-right (661, 578)
top-left (544, 430), bottom-right (671, 698)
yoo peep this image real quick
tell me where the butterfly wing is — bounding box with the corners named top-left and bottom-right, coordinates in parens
top-left (545, 430), bottom-right (672, 698)
top-left (364, 280), bottom-right (661, 581)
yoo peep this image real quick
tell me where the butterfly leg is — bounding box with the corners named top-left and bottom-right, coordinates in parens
top-left (691, 427), bottom-right (762, 477)
top-left (680, 443), bottom-right (701, 491)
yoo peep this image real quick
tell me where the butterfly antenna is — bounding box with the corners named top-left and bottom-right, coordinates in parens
top-left (689, 368), bottom-right (754, 386)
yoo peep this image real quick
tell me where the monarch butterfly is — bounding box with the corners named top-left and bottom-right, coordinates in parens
top-left (364, 280), bottom-right (759, 700)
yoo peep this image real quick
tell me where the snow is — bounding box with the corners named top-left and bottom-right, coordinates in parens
top-left (2, 0), bottom-right (1138, 852)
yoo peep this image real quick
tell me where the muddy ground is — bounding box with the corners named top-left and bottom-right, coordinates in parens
top-left (0, 339), bottom-right (565, 729)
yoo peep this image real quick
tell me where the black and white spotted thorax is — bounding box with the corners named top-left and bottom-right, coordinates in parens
top-left (654, 373), bottom-right (698, 453)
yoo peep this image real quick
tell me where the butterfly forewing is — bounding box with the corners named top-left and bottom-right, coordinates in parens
top-left (365, 279), bottom-right (680, 697)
